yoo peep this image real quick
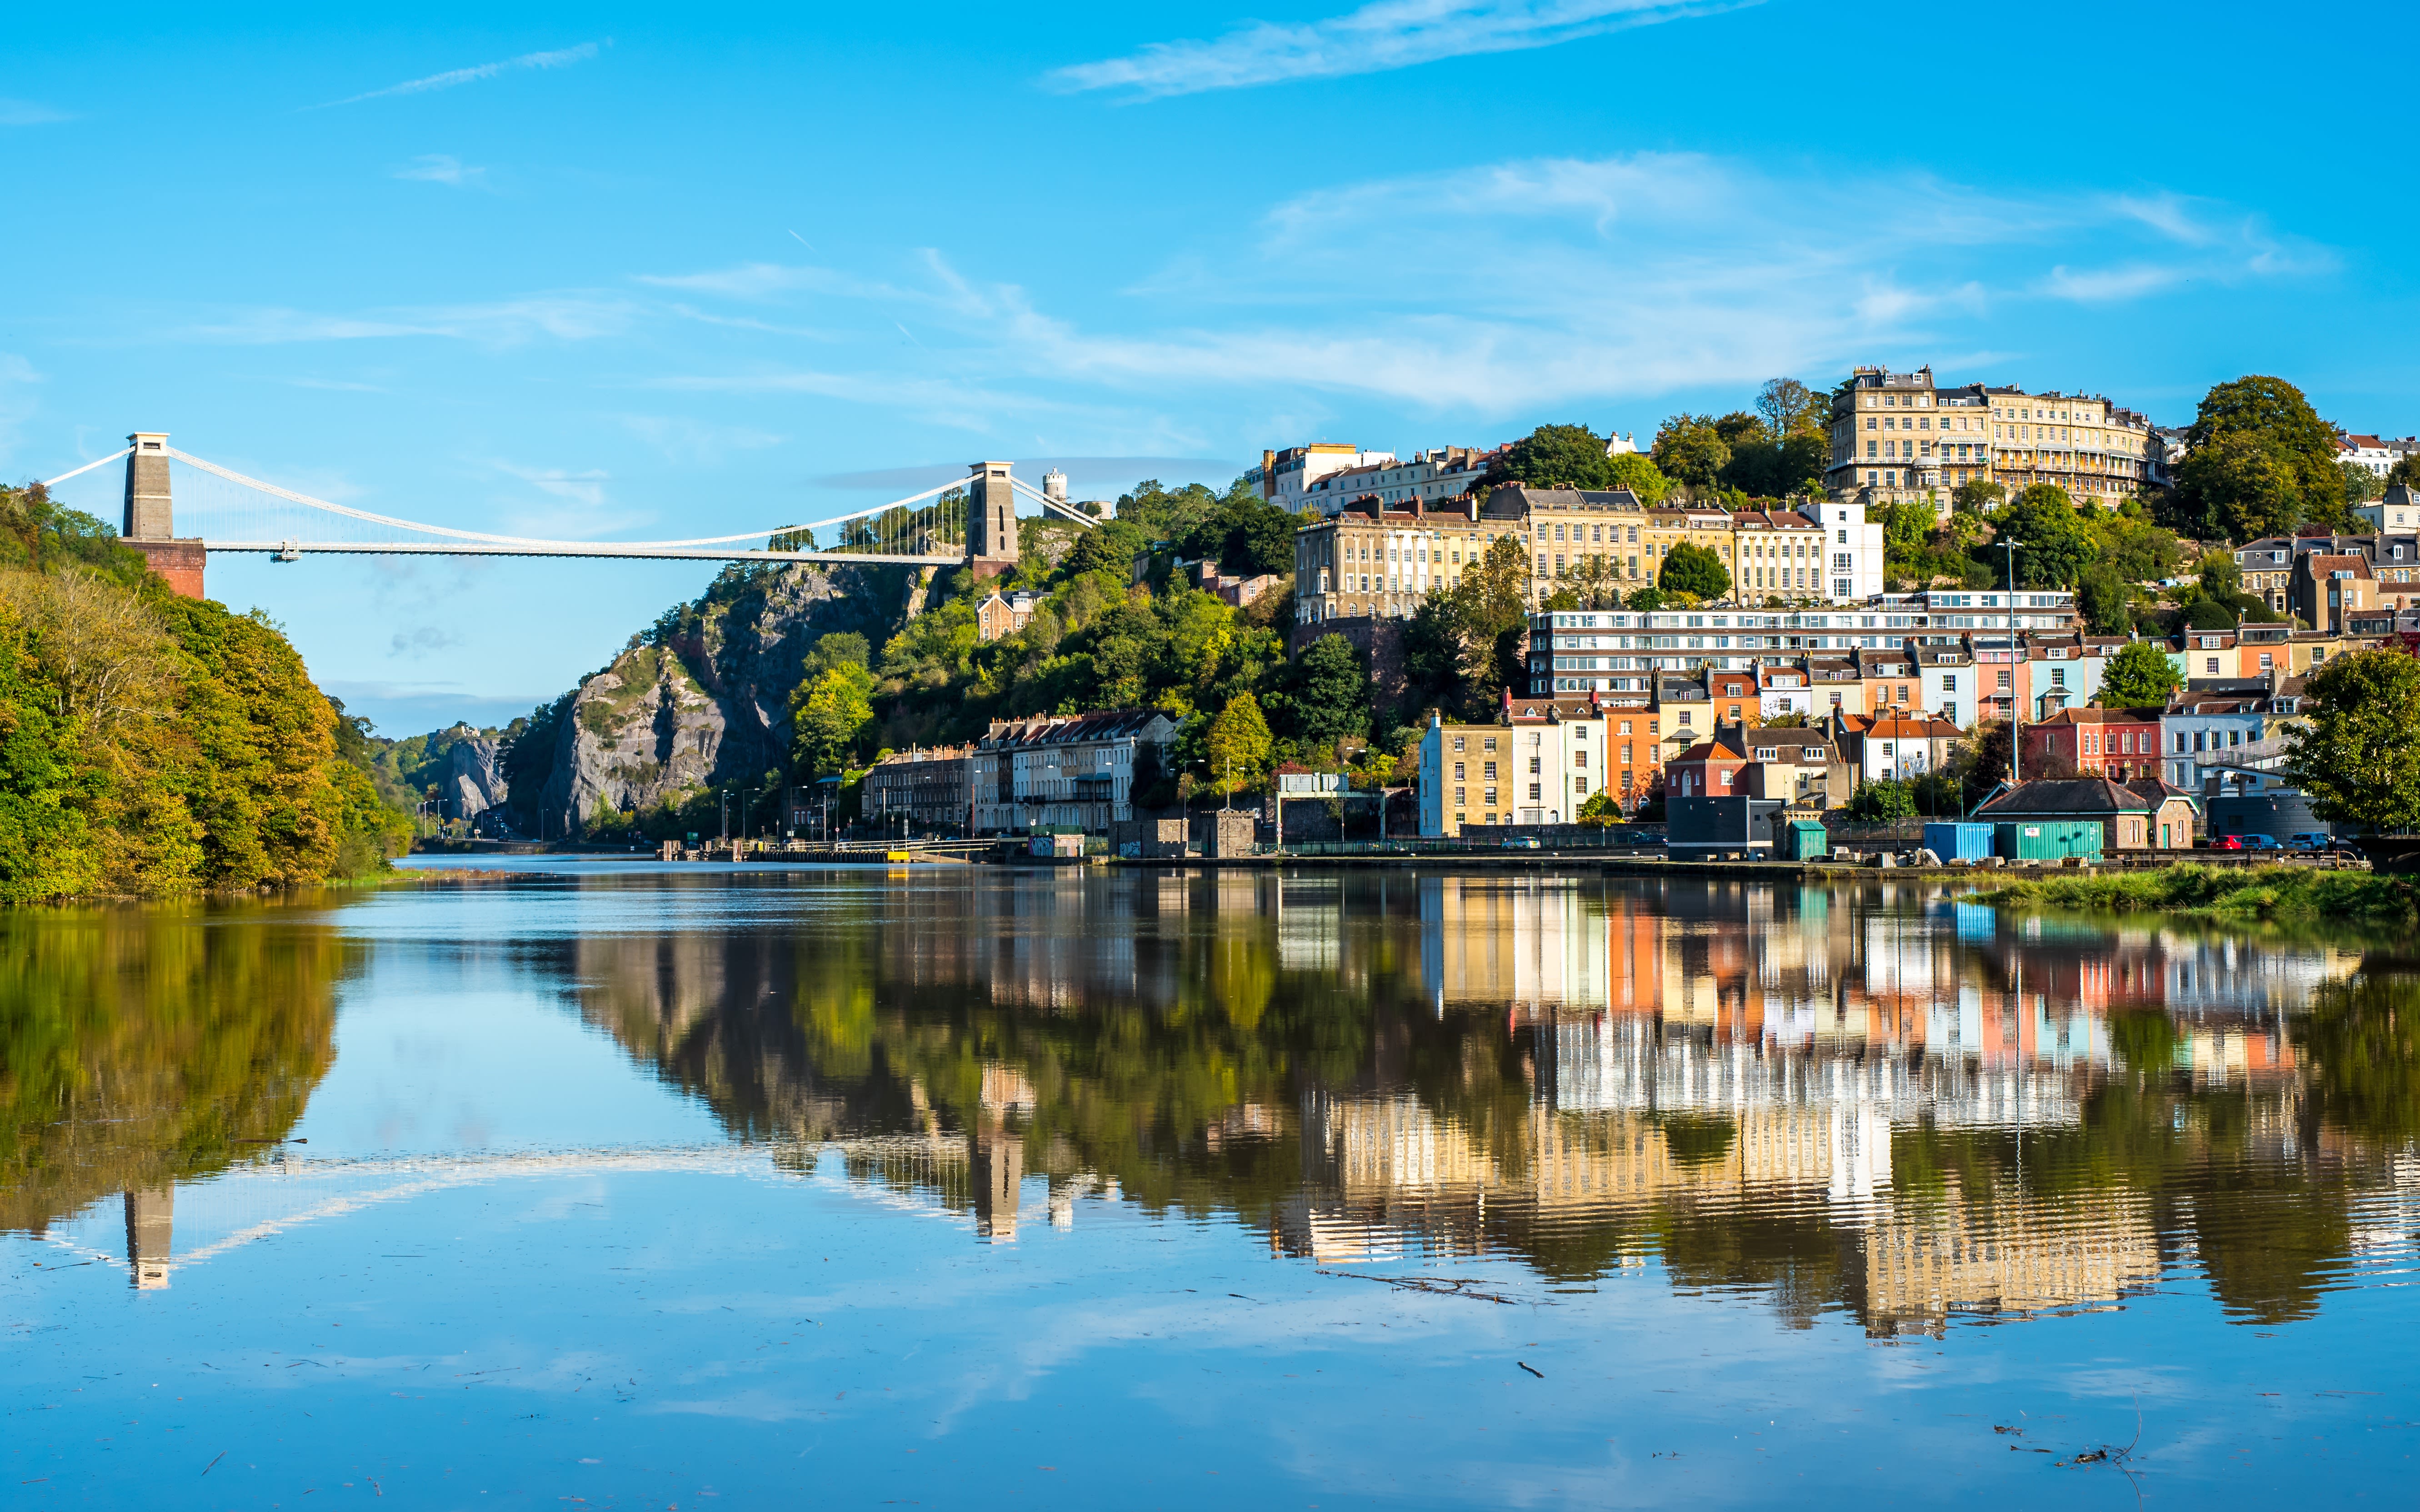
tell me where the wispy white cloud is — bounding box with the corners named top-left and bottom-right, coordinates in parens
top-left (179, 294), bottom-right (639, 347)
top-left (0, 97), bottom-right (75, 125)
top-left (616, 415), bottom-right (785, 467)
top-left (394, 154), bottom-right (490, 190)
top-left (648, 153), bottom-right (2321, 419)
top-left (485, 459), bottom-right (650, 539)
top-left (310, 40), bottom-right (605, 110)
top-left (492, 459), bottom-right (610, 509)
top-left (1045, 0), bottom-right (1756, 99)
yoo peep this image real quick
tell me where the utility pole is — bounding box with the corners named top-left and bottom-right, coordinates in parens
top-left (2003, 537), bottom-right (2024, 786)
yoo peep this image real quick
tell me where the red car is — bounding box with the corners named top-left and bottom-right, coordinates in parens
top-left (2207, 835), bottom-right (2245, 850)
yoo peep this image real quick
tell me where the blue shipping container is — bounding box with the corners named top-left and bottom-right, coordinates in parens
top-left (1923, 822), bottom-right (1995, 862)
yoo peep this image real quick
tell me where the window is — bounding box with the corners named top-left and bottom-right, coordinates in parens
top-left (1453, 762), bottom-right (1465, 780)
top-left (1452, 736), bottom-right (1465, 752)
top-left (1454, 788), bottom-right (1465, 805)
top-left (1527, 783), bottom-right (1542, 801)
top-left (1574, 749), bottom-right (1589, 768)
top-left (1944, 675), bottom-right (1958, 693)
top-left (1484, 788), bottom-right (1497, 805)
top-left (1483, 737), bottom-right (1497, 752)
top-left (2205, 658), bottom-right (2219, 675)
top-left (1718, 770), bottom-right (1733, 787)
top-left (1483, 762), bottom-right (1497, 780)
top-left (1677, 710), bottom-right (1692, 726)
top-left (1574, 777), bottom-right (1588, 796)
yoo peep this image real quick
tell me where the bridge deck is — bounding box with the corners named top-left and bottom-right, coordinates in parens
top-left (204, 541), bottom-right (964, 566)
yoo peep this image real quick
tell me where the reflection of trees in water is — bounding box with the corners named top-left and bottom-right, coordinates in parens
top-left (547, 873), bottom-right (2420, 1330)
top-left (0, 900), bottom-right (350, 1238)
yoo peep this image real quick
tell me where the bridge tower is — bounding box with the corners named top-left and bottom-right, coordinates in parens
top-left (124, 1185), bottom-right (174, 1289)
top-left (120, 432), bottom-right (207, 599)
top-left (967, 460), bottom-right (1019, 581)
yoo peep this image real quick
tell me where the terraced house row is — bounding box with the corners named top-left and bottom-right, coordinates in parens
top-left (1293, 485), bottom-right (1885, 624)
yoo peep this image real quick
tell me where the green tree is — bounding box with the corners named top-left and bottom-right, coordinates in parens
top-left (1204, 691), bottom-right (1274, 797)
top-left (1604, 451), bottom-right (1673, 503)
top-left (1985, 486), bottom-right (2096, 589)
top-left (2282, 649), bottom-right (2420, 833)
top-left (2343, 461), bottom-right (2383, 507)
top-left (790, 663), bottom-right (875, 776)
top-left (2098, 640), bottom-right (2182, 709)
top-left (2390, 453), bottom-right (2420, 492)
top-left (1575, 789), bottom-right (1624, 827)
top-left (1658, 540), bottom-right (1732, 600)
top-left (2174, 375), bottom-right (2353, 540)
top-left (1266, 634), bottom-right (1372, 748)
top-left (1754, 377), bottom-right (1822, 438)
top-left (1448, 534), bottom-right (1535, 699)
top-left (1880, 498), bottom-right (1933, 570)
top-left (1486, 423), bottom-right (1623, 492)
top-left (1845, 778), bottom-right (1916, 822)
top-left (2077, 565), bottom-right (2133, 634)
top-left (1951, 478), bottom-right (2006, 514)
top-left (1651, 415), bottom-right (1732, 491)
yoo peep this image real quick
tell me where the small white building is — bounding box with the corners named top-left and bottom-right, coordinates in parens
top-left (1797, 497), bottom-right (1887, 603)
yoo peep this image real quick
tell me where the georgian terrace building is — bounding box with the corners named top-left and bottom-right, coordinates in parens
top-left (970, 710), bottom-right (1177, 835)
top-left (1822, 364), bottom-right (2156, 510)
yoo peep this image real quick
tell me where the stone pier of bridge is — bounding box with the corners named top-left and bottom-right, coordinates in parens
top-left (121, 431), bottom-right (207, 598)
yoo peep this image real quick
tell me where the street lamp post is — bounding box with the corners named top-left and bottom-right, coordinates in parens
top-left (2002, 537), bottom-right (2024, 786)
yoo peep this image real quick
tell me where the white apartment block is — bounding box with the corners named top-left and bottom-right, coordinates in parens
top-left (1297, 446), bottom-right (1493, 515)
top-left (2339, 433), bottom-right (2408, 481)
top-left (1254, 444), bottom-right (1397, 514)
top-left (1526, 591), bottom-right (2076, 697)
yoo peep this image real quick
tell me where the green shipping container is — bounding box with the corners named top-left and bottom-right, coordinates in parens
top-left (1780, 820), bottom-right (1829, 860)
top-left (1994, 819), bottom-right (2103, 861)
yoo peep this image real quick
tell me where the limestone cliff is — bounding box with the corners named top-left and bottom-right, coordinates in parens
top-left (433, 728), bottom-right (506, 819)
top-left (529, 561), bottom-right (900, 834)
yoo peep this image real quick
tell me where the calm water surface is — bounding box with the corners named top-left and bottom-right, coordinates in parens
top-left (6, 860), bottom-right (2419, 1507)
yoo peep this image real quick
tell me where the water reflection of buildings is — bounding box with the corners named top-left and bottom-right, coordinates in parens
top-left (551, 871), bottom-right (2377, 1328)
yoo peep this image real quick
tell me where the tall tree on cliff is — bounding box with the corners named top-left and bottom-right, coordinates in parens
top-left (2170, 375), bottom-right (2356, 541)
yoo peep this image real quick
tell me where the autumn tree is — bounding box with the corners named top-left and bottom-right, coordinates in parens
top-left (1204, 691), bottom-right (1274, 797)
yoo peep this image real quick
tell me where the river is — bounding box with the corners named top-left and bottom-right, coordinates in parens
top-left (5, 860), bottom-right (2417, 1506)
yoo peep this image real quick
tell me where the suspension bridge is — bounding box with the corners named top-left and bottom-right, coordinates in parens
top-left (38, 432), bottom-right (1098, 599)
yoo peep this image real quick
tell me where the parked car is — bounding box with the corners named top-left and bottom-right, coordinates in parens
top-left (2234, 833), bottom-right (2281, 851)
top-left (2207, 835), bottom-right (2245, 850)
top-left (2286, 833), bottom-right (2333, 850)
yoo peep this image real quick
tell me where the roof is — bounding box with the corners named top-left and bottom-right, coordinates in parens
top-left (2301, 553), bottom-right (2374, 578)
top-left (980, 710), bottom-right (1174, 749)
top-left (2029, 705), bottom-right (2164, 725)
top-left (1975, 777), bottom-right (2170, 818)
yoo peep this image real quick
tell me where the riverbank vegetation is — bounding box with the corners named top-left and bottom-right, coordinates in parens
top-left (0, 484), bottom-right (408, 904)
top-left (1973, 863), bottom-right (2420, 931)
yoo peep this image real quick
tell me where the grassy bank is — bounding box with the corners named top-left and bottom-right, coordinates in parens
top-left (1972, 863), bottom-right (2420, 929)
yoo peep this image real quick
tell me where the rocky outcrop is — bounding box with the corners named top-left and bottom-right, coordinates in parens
top-left (435, 729), bottom-right (506, 818)
top-left (533, 562), bottom-right (899, 833)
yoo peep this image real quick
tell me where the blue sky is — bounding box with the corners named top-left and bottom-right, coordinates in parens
top-left (5, 1), bottom-right (2414, 734)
